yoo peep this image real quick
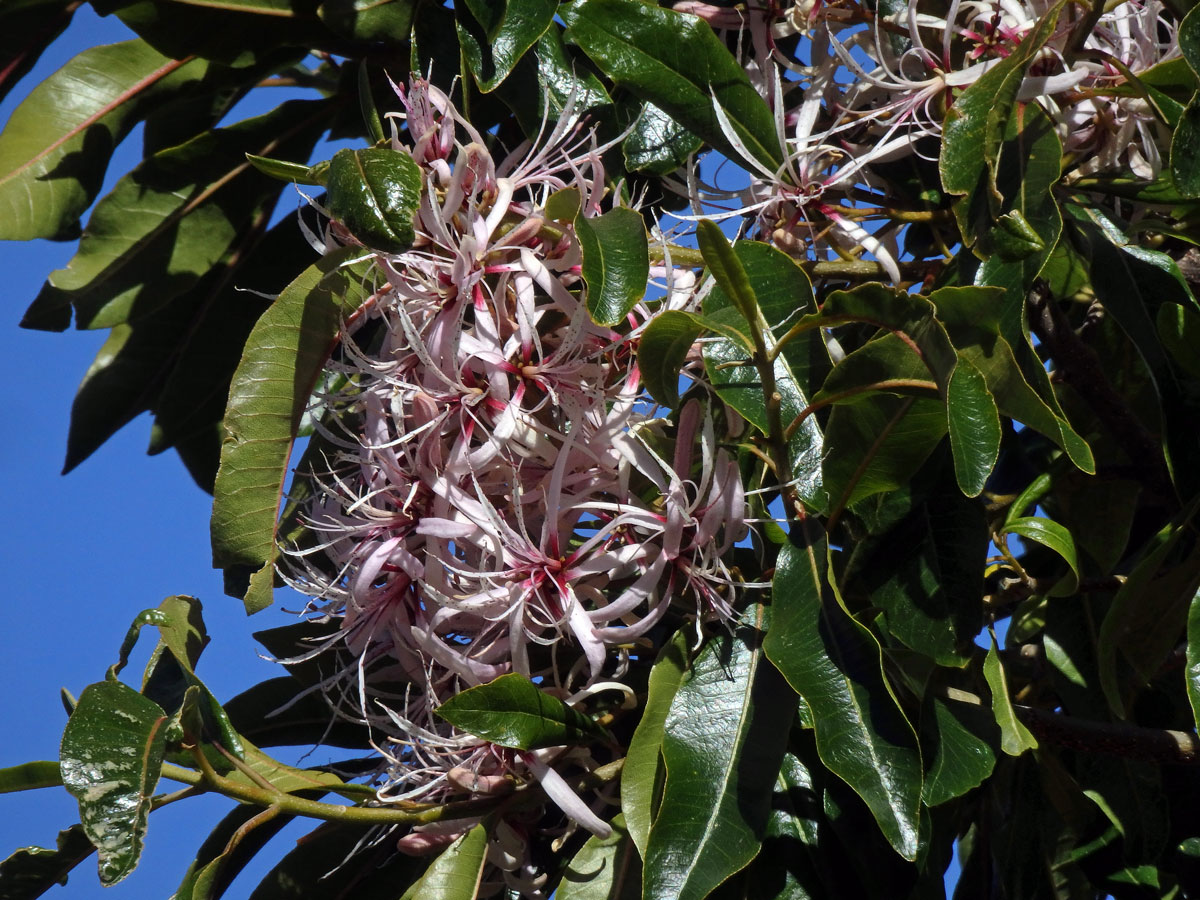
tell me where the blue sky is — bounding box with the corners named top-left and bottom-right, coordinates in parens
top-left (0, 10), bottom-right (348, 897)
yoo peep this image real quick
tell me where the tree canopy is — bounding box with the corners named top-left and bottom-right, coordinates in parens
top-left (4, 0), bottom-right (1200, 898)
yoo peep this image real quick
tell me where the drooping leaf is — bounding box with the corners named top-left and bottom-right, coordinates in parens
top-left (210, 248), bottom-right (376, 613)
top-left (0, 761), bottom-right (63, 794)
top-left (1001, 516), bottom-right (1081, 596)
top-left (325, 147), bottom-right (422, 254)
top-left (946, 355), bottom-right (1001, 497)
top-left (27, 98), bottom-right (332, 332)
top-left (982, 637), bottom-right (1038, 756)
top-left (0, 825), bottom-right (94, 900)
top-left (577, 203), bottom-right (649, 326)
top-left (765, 538), bottom-right (923, 860)
top-left (174, 804), bottom-right (296, 900)
top-left (700, 239), bottom-right (826, 512)
top-left (920, 697), bottom-right (997, 807)
top-left (397, 824), bottom-right (488, 900)
top-left (456, 0), bottom-right (557, 92)
top-left (557, 814), bottom-right (641, 900)
top-left (0, 39), bottom-right (210, 241)
top-left (622, 630), bottom-right (689, 858)
top-left (59, 681), bottom-right (170, 885)
top-left (564, 0), bottom-right (782, 174)
top-left (638, 310), bottom-right (706, 408)
top-left (248, 821), bottom-right (427, 900)
top-left (434, 673), bottom-right (607, 749)
top-left (643, 604), bottom-right (794, 900)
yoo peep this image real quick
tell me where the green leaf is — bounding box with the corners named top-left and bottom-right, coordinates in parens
top-left (1189, 587), bottom-right (1200, 731)
top-left (1001, 516), bottom-right (1081, 596)
top-left (457, 0), bottom-right (557, 92)
top-left (930, 284), bottom-right (1095, 473)
top-left (638, 310), bottom-right (706, 408)
top-left (148, 211), bottom-right (320, 491)
top-left (557, 814), bottom-right (641, 900)
top-left (0, 0), bottom-right (77, 104)
top-left (1098, 523), bottom-right (1200, 718)
top-left (318, 0), bottom-right (416, 43)
top-left (1158, 301), bottom-right (1200, 379)
top-left (59, 681), bottom-right (170, 885)
top-left (623, 101), bottom-right (702, 174)
top-left (210, 248), bottom-right (375, 613)
top-left (765, 539), bottom-right (923, 860)
top-left (223, 676), bottom-right (372, 749)
top-left (920, 697), bottom-right (996, 807)
top-left (174, 804), bottom-right (297, 900)
top-left (939, 1), bottom-right (1064, 244)
top-left (622, 630), bottom-right (688, 858)
top-left (0, 825), bottom-right (94, 900)
top-left (844, 469), bottom-right (987, 666)
top-left (325, 147), bottom-right (422, 254)
top-left (577, 204), bottom-right (649, 326)
top-left (822, 394), bottom-right (947, 512)
top-left (245, 153), bottom-right (324, 186)
top-left (248, 821), bottom-right (426, 900)
top-left (700, 240), bottom-right (826, 512)
top-left (644, 604), bottom-right (794, 900)
top-left (563, 0), bottom-right (781, 174)
top-left (398, 824), bottom-right (488, 900)
top-left (697, 219), bottom-right (761, 330)
top-left (0, 39), bottom-right (211, 241)
top-left (0, 761), bottom-right (63, 794)
top-left (435, 673), bottom-right (607, 749)
top-left (1171, 97), bottom-right (1200, 198)
top-left (982, 636), bottom-right (1038, 756)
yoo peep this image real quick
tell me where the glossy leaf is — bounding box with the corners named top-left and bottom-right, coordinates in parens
top-left (638, 310), bottom-right (706, 408)
top-left (701, 240), bottom-right (826, 512)
top-left (0, 825), bottom-right (94, 900)
top-left (939, 1), bottom-right (1064, 243)
top-left (983, 637), bottom-right (1038, 756)
top-left (174, 804), bottom-right (296, 900)
top-left (318, 0), bottom-right (416, 43)
top-left (697, 218), bottom-right (761, 330)
top-left (28, 99), bottom-right (331, 332)
top-left (845, 470), bottom-right (987, 666)
top-left (0, 39), bottom-right (209, 241)
top-left (210, 248), bottom-right (375, 613)
top-left (564, 0), bottom-right (782, 174)
top-left (643, 604), bottom-right (793, 900)
top-left (435, 673), bottom-right (606, 749)
top-left (1171, 98), bottom-right (1200, 197)
top-left (765, 539), bottom-right (923, 860)
top-left (822, 394), bottom-right (948, 513)
top-left (623, 101), bottom-right (702, 174)
top-left (1001, 516), bottom-right (1081, 595)
top-left (557, 814), bottom-right (641, 900)
top-left (0, 761), bottom-right (62, 794)
top-left (456, 0), bottom-right (557, 92)
top-left (622, 629), bottom-right (688, 858)
top-left (576, 204), bottom-right (649, 326)
top-left (920, 697), bottom-right (996, 807)
top-left (59, 680), bottom-right (169, 885)
top-left (1188, 585), bottom-right (1200, 731)
top-left (946, 355), bottom-right (1001, 497)
top-left (398, 824), bottom-right (488, 900)
top-left (325, 147), bottom-right (422, 254)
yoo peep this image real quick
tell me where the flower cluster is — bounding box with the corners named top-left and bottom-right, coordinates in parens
top-left (279, 78), bottom-right (749, 893)
top-left (678, 0), bottom-right (1179, 279)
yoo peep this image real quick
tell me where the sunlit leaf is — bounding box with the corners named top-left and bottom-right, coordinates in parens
top-left (434, 673), bottom-right (607, 749)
